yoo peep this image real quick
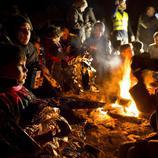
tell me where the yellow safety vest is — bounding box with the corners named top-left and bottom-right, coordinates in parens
top-left (113, 11), bottom-right (128, 31)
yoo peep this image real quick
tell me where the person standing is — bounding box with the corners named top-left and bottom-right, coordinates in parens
top-left (83, 22), bottom-right (111, 86)
top-left (66, 0), bottom-right (88, 43)
top-left (136, 6), bottom-right (158, 52)
top-left (111, 0), bottom-right (134, 45)
top-left (83, 6), bottom-right (97, 39)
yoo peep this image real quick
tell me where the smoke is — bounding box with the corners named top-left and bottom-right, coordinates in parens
top-left (96, 53), bottom-right (123, 100)
top-left (107, 55), bottom-right (122, 68)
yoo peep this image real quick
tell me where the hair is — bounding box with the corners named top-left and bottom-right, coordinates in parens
top-left (131, 41), bottom-right (143, 55)
top-left (4, 15), bottom-right (33, 39)
top-left (44, 25), bottom-right (61, 38)
top-left (73, 0), bottom-right (87, 8)
top-left (91, 21), bottom-right (105, 36)
top-left (119, 43), bottom-right (131, 52)
top-left (119, 0), bottom-right (125, 3)
top-left (93, 21), bottom-right (105, 30)
top-left (146, 6), bottom-right (155, 12)
top-left (0, 44), bottom-right (26, 68)
top-left (112, 40), bottom-right (122, 50)
top-left (132, 41), bottom-right (143, 50)
top-left (31, 31), bottom-right (41, 44)
top-left (153, 32), bottom-right (158, 39)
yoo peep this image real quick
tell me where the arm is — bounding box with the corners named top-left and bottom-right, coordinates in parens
top-left (128, 19), bottom-right (135, 41)
top-left (84, 7), bottom-right (96, 24)
top-left (26, 42), bottom-right (41, 69)
top-left (112, 4), bottom-right (119, 18)
top-left (68, 8), bottom-right (83, 30)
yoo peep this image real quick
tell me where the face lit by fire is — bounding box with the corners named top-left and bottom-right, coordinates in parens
top-left (0, 57), bottom-right (28, 85)
top-left (92, 25), bottom-right (105, 39)
top-left (118, 1), bottom-right (126, 11)
top-left (16, 57), bottom-right (28, 85)
top-left (17, 22), bottom-right (31, 45)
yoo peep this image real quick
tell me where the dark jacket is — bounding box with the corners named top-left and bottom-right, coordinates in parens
top-left (137, 14), bottom-right (158, 49)
top-left (0, 33), bottom-right (40, 90)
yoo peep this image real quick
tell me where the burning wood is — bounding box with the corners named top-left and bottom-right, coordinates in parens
top-left (72, 103), bottom-right (152, 158)
top-left (117, 97), bottom-right (131, 107)
top-left (59, 96), bottom-right (105, 109)
top-left (107, 111), bottom-right (143, 124)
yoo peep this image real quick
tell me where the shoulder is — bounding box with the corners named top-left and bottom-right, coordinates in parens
top-left (84, 7), bottom-right (93, 13)
top-left (27, 42), bottom-right (36, 50)
top-left (69, 7), bottom-right (78, 14)
top-left (123, 11), bottom-right (128, 16)
top-left (84, 37), bottom-right (94, 43)
top-left (25, 42), bottom-right (37, 55)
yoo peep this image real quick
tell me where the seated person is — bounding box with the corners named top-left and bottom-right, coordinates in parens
top-left (42, 25), bottom-right (64, 85)
top-left (1, 14), bottom-right (40, 91)
top-left (130, 50), bottom-right (158, 114)
top-left (43, 25), bottom-right (79, 92)
top-left (82, 21), bottom-right (111, 86)
top-left (0, 44), bottom-right (71, 157)
top-left (1, 15), bottom-right (61, 98)
top-left (60, 26), bottom-right (82, 60)
top-left (31, 30), bottom-right (61, 97)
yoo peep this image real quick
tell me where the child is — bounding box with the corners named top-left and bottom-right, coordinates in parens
top-left (0, 44), bottom-right (71, 157)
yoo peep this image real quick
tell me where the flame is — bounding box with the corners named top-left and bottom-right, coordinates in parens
top-left (92, 48), bottom-right (139, 120)
top-left (112, 49), bottom-right (139, 117)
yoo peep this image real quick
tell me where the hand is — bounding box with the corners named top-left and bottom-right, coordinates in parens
top-left (89, 45), bottom-right (97, 52)
top-left (131, 35), bottom-right (135, 42)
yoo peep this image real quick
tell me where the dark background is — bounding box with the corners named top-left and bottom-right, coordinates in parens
top-left (0, 0), bottom-right (158, 34)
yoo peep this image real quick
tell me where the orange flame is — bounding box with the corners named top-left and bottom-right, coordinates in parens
top-left (112, 48), bottom-right (139, 117)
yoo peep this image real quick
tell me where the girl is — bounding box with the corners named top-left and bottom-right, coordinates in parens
top-left (0, 44), bottom-right (70, 157)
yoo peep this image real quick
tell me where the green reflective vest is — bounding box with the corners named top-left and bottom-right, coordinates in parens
top-left (113, 11), bottom-right (128, 31)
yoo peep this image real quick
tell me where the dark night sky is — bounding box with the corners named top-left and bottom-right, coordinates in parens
top-left (0, 0), bottom-right (158, 34)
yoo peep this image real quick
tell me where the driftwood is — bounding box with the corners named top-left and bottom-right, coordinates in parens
top-left (58, 96), bottom-right (105, 109)
top-left (107, 110), bottom-right (143, 124)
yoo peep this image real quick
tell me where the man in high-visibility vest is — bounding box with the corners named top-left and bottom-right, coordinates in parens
top-left (111, 0), bottom-right (135, 45)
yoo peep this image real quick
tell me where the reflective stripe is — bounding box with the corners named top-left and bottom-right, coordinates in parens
top-left (113, 11), bottom-right (128, 31)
